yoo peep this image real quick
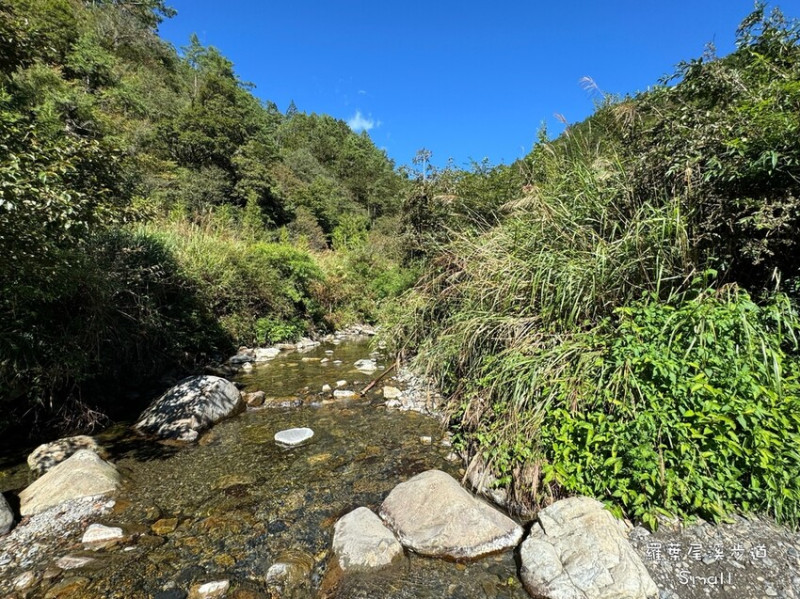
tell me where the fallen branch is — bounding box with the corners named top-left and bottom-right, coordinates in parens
top-left (360, 361), bottom-right (397, 397)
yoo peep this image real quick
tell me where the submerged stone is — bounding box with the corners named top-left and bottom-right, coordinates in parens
top-left (274, 427), bottom-right (314, 446)
top-left (188, 580), bottom-right (230, 599)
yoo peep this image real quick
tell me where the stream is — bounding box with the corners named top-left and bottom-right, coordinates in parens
top-left (1, 338), bottom-right (529, 599)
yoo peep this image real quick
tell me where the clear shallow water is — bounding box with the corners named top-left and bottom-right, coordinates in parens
top-left (2, 339), bottom-right (529, 599)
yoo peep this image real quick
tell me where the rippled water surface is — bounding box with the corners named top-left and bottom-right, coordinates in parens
top-left (3, 339), bottom-right (529, 599)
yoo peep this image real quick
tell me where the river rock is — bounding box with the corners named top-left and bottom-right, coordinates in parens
top-left (333, 389), bottom-right (357, 399)
top-left (244, 391), bottom-right (265, 407)
top-left (55, 555), bottom-right (96, 570)
top-left (379, 469), bottom-right (522, 559)
top-left (333, 507), bottom-right (404, 571)
top-left (134, 375), bottom-right (243, 442)
top-left (296, 337), bottom-right (320, 350)
top-left (27, 435), bottom-right (103, 476)
top-left (354, 359), bottom-right (378, 372)
top-left (82, 523), bottom-right (124, 546)
top-left (254, 347), bottom-right (281, 361)
top-left (188, 580), bottom-right (230, 599)
top-left (519, 496), bottom-right (658, 599)
top-left (266, 549), bottom-right (314, 588)
top-left (229, 349), bottom-right (255, 364)
top-left (19, 450), bottom-right (120, 516)
top-left (274, 427), bottom-right (314, 446)
top-left (382, 386), bottom-right (402, 399)
top-left (0, 493), bottom-right (13, 535)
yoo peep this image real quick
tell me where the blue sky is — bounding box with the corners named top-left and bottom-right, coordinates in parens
top-left (158, 1), bottom-right (800, 168)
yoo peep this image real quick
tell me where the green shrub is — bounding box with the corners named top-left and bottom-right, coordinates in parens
top-left (541, 287), bottom-right (800, 526)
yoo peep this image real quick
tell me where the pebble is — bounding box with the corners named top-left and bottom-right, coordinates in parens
top-left (188, 580), bottom-right (230, 599)
top-left (274, 427), bottom-right (314, 446)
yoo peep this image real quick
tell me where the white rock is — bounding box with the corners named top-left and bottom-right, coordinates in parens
top-left (520, 497), bottom-right (659, 599)
top-left (188, 580), bottom-right (230, 599)
top-left (333, 507), bottom-right (404, 571)
top-left (274, 427), bottom-right (314, 447)
top-left (82, 523), bottom-right (124, 545)
top-left (56, 554), bottom-right (96, 569)
top-left (354, 359), bottom-right (378, 372)
top-left (336, 380), bottom-right (347, 387)
top-left (382, 386), bottom-right (402, 399)
top-left (322, 384), bottom-right (332, 393)
top-left (333, 389), bottom-right (357, 399)
top-left (419, 436), bottom-right (432, 445)
top-left (254, 347), bottom-right (281, 361)
top-left (241, 362), bottom-right (254, 372)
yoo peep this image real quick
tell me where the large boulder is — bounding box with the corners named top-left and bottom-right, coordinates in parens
top-left (333, 507), bottom-right (404, 571)
top-left (134, 375), bottom-right (243, 442)
top-left (0, 492), bottom-right (13, 535)
top-left (27, 435), bottom-right (103, 476)
top-left (520, 496), bottom-right (658, 599)
top-left (19, 450), bottom-right (120, 516)
top-left (379, 469), bottom-right (523, 559)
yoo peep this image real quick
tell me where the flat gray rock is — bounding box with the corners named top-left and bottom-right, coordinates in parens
top-left (134, 375), bottom-right (243, 442)
top-left (82, 523), bottom-right (124, 545)
top-left (274, 427), bottom-right (314, 446)
top-left (333, 507), bottom-right (404, 571)
top-left (520, 496), bottom-right (658, 599)
top-left (0, 493), bottom-right (13, 535)
top-left (379, 469), bottom-right (523, 559)
top-left (19, 450), bottom-right (120, 517)
top-left (27, 435), bottom-right (102, 476)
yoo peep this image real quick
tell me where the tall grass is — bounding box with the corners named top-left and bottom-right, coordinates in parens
top-left (385, 111), bottom-right (800, 525)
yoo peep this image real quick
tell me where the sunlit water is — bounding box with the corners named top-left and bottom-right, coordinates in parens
top-left (1, 339), bottom-right (529, 599)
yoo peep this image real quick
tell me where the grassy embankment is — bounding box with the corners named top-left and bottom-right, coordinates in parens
top-left (386, 6), bottom-right (800, 527)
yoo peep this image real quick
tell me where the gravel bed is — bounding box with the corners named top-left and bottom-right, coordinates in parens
top-left (0, 495), bottom-right (114, 594)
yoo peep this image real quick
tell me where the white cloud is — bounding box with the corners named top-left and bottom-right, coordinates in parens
top-left (347, 110), bottom-right (377, 132)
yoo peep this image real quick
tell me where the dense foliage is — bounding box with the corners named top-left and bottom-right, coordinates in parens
top-left (388, 5), bottom-right (800, 526)
top-left (0, 0), bottom-right (412, 434)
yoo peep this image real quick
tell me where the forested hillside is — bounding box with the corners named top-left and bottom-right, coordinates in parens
top-left (388, 5), bottom-right (800, 526)
top-left (0, 0), bottom-right (416, 434)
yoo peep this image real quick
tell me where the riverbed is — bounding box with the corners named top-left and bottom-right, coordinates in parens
top-left (0, 338), bottom-right (529, 599)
